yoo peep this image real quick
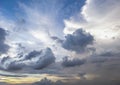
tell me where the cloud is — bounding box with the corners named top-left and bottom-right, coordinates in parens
top-left (32, 77), bottom-right (120, 85)
top-left (63, 0), bottom-right (120, 56)
top-left (81, 0), bottom-right (120, 23)
top-left (0, 56), bottom-right (24, 71)
top-left (0, 82), bottom-right (9, 85)
top-left (0, 1), bottom-right (119, 85)
top-left (99, 51), bottom-right (120, 57)
top-left (6, 61), bottom-right (24, 71)
top-left (0, 47), bottom-right (55, 70)
top-left (29, 48), bottom-right (56, 69)
top-left (62, 56), bottom-right (85, 67)
top-left (33, 77), bottom-right (63, 85)
top-left (0, 0), bottom-right (90, 62)
top-left (24, 50), bottom-right (42, 60)
top-left (0, 28), bottom-right (9, 54)
top-left (62, 29), bottom-right (94, 53)
top-left (51, 36), bottom-right (63, 43)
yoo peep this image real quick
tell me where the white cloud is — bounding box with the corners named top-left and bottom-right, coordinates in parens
top-left (0, 2), bottom-right (65, 60)
top-left (63, 0), bottom-right (120, 53)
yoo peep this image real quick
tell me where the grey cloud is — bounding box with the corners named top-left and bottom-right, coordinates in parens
top-left (6, 61), bottom-right (24, 71)
top-left (0, 82), bottom-right (10, 85)
top-left (77, 73), bottom-right (86, 80)
top-left (99, 51), bottom-right (120, 57)
top-left (90, 59), bottom-right (106, 64)
top-left (51, 36), bottom-right (63, 43)
top-left (31, 48), bottom-right (56, 69)
top-left (32, 77), bottom-right (120, 85)
top-left (32, 77), bottom-right (63, 85)
top-left (0, 47), bottom-right (55, 71)
top-left (62, 29), bottom-right (94, 53)
top-left (51, 29), bottom-right (94, 53)
top-left (0, 56), bottom-right (10, 64)
top-left (24, 50), bottom-right (42, 60)
top-left (0, 28), bottom-right (9, 54)
top-left (62, 56), bottom-right (85, 67)
top-left (0, 56), bottom-right (24, 71)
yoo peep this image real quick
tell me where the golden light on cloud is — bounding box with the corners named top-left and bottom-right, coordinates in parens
top-left (0, 74), bottom-right (65, 84)
top-left (0, 73), bottom-right (85, 84)
top-left (0, 76), bottom-right (40, 84)
top-left (84, 74), bottom-right (99, 80)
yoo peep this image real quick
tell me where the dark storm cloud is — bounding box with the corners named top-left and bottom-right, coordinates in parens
top-left (0, 28), bottom-right (9, 54)
top-left (0, 56), bottom-right (24, 71)
top-left (24, 50), bottom-right (42, 60)
top-left (0, 48), bottom-right (55, 71)
top-left (31, 48), bottom-right (55, 69)
top-left (6, 61), bottom-right (24, 71)
top-left (62, 29), bottom-right (94, 53)
top-left (62, 56), bottom-right (85, 67)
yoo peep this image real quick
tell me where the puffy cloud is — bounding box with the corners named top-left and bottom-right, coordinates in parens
top-left (33, 77), bottom-right (63, 85)
top-left (63, 0), bottom-right (120, 55)
top-left (62, 56), bottom-right (85, 67)
top-left (6, 61), bottom-right (24, 71)
top-left (82, 0), bottom-right (120, 22)
top-left (0, 47), bottom-right (55, 70)
top-left (0, 28), bottom-right (9, 54)
top-left (64, 0), bottom-right (120, 37)
top-left (29, 48), bottom-right (56, 69)
top-left (62, 29), bottom-right (94, 53)
top-left (24, 50), bottom-right (42, 60)
top-left (0, 56), bottom-right (24, 70)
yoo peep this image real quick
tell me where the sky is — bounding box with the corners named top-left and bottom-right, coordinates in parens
top-left (0, 0), bottom-right (120, 85)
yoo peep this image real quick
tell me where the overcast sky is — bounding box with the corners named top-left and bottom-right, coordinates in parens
top-left (0, 0), bottom-right (120, 85)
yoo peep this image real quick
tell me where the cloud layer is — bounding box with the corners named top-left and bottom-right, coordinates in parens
top-left (0, 0), bottom-right (120, 84)
top-left (0, 48), bottom-right (55, 70)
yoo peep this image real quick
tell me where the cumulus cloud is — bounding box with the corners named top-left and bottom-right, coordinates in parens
top-left (33, 77), bottom-right (63, 85)
top-left (0, 0), bottom-right (92, 64)
top-left (0, 1), bottom-right (120, 84)
top-left (63, 0), bottom-right (120, 55)
top-left (24, 50), bottom-right (42, 60)
top-left (0, 56), bottom-right (25, 70)
top-left (0, 28), bottom-right (9, 54)
top-left (62, 29), bottom-right (94, 53)
top-left (29, 48), bottom-right (55, 69)
top-left (0, 47), bottom-right (55, 70)
top-left (64, 0), bottom-right (120, 36)
top-left (62, 56), bottom-right (85, 67)
top-left (6, 61), bottom-right (24, 71)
